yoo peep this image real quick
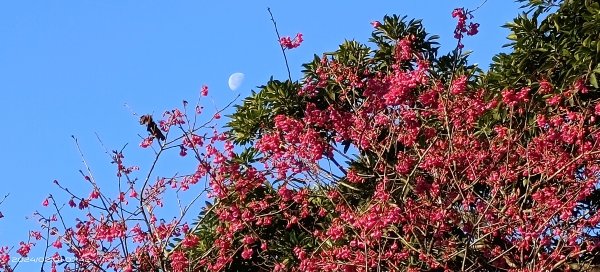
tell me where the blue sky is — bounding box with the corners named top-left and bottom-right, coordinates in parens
top-left (0, 1), bottom-right (520, 269)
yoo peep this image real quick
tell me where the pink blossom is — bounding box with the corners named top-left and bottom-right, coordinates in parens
top-left (182, 234), bottom-right (199, 248)
top-left (16, 242), bottom-right (32, 257)
top-left (0, 247), bottom-right (9, 266)
top-left (179, 145), bottom-right (188, 157)
top-left (170, 251), bottom-right (188, 272)
top-left (89, 189), bottom-right (100, 199)
top-left (452, 7), bottom-right (479, 48)
top-left (241, 246), bottom-right (253, 259)
top-left (30, 231), bottom-right (42, 240)
top-left (140, 136), bottom-right (153, 148)
top-left (450, 75), bottom-right (468, 95)
top-left (52, 239), bottom-right (62, 249)
top-left (280, 33), bottom-right (304, 49)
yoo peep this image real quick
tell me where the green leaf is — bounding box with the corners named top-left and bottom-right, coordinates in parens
top-left (590, 73), bottom-right (599, 88)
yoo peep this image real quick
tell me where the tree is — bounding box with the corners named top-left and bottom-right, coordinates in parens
top-left (1, 0), bottom-right (599, 271)
top-left (193, 0), bottom-right (600, 270)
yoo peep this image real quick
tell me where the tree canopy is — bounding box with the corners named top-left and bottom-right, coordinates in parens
top-left (198, 0), bottom-right (600, 270)
top-left (3, 0), bottom-right (600, 271)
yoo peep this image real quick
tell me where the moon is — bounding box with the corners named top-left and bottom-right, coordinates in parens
top-left (228, 72), bottom-right (245, 91)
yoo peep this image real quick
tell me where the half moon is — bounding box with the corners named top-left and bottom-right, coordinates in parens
top-left (228, 72), bottom-right (245, 91)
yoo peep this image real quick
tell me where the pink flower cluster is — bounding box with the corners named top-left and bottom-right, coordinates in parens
top-left (452, 8), bottom-right (480, 48)
top-left (279, 33), bottom-right (304, 49)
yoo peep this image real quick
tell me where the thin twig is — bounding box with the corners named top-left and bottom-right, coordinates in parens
top-left (267, 7), bottom-right (292, 81)
top-left (0, 194), bottom-right (8, 205)
top-left (470, 0), bottom-right (489, 13)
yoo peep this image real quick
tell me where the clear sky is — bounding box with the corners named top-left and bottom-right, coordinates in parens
top-left (0, 1), bottom-right (520, 269)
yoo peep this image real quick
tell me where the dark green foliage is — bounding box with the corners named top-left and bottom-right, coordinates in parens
top-left (227, 79), bottom-right (304, 145)
top-left (370, 15), bottom-right (440, 71)
top-left (487, 0), bottom-right (600, 95)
